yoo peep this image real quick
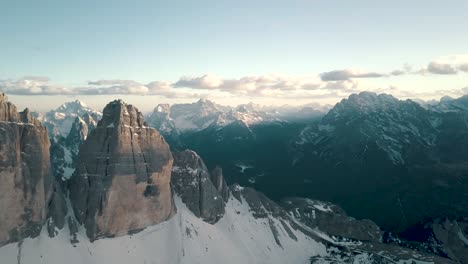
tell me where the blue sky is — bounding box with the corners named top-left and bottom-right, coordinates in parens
top-left (1, 0), bottom-right (467, 111)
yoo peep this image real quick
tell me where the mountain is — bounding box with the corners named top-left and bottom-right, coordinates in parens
top-left (176, 92), bottom-right (468, 235)
top-left (146, 99), bottom-right (325, 142)
top-left (431, 94), bottom-right (468, 113)
top-left (0, 93), bottom-right (54, 245)
top-left (292, 92), bottom-right (468, 231)
top-left (38, 100), bottom-right (102, 140)
top-left (69, 100), bottom-right (175, 240)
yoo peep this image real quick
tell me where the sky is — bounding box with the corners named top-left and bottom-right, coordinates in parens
top-left (1, 0), bottom-right (467, 112)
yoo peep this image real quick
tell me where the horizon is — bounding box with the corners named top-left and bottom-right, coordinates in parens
top-left (3, 89), bottom-right (465, 114)
top-left (1, 0), bottom-right (467, 111)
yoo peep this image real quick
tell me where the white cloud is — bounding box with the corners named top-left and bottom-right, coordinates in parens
top-left (173, 74), bottom-right (223, 89)
top-left (425, 54), bottom-right (468, 75)
top-left (0, 76), bottom-right (74, 95)
top-left (459, 64), bottom-right (468, 73)
top-left (426, 62), bottom-right (458, 75)
top-left (320, 69), bottom-right (387, 81)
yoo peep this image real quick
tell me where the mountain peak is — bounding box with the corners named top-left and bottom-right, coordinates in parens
top-left (197, 98), bottom-right (216, 106)
top-left (154, 103), bottom-right (170, 113)
top-left (440, 95), bottom-right (454, 102)
top-left (99, 99), bottom-right (146, 128)
top-left (0, 92), bottom-right (7, 103)
top-left (334, 92), bottom-right (400, 112)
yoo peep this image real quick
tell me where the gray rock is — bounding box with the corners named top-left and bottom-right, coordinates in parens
top-left (0, 92), bottom-right (53, 245)
top-left (69, 99), bottom-right (175, 241)
top-left (230, 185), bottom-right (286, 219)
top-left (230, 185), bottom-right (450, 263)
top-left (281, 197), bottom-right (382, 242)
top-left (68, 216), bottom-right (79, 245)
top-left (172, 150), bottom-right (225, 223)
top-left (67, 116), bottom-right (88, 146)
top-left (431, 218), bottom-right (468, 263)
top-left (210, 166), bottom-right (229, 202)
top-left (46, 181), bottom-right (67, 237)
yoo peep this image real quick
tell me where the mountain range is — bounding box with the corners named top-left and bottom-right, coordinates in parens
top-left (1, 91), bottom-right (467, 263)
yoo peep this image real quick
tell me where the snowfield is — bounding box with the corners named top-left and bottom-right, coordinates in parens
top-left (0, 196), bottom-right (327, 264)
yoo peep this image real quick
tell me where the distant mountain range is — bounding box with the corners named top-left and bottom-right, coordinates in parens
top-left (146, 99), bottom-right (326, 136)
top-left (158, 92), bottom-right (468, 233)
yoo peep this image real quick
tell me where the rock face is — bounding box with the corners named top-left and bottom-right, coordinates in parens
top-left (229, 185), bottom-right (452, 264)
top-left (69, 99), bottom-right (175, 240)
top-left (210, 166), bottom-right (229, 202)
top-left (0, 92), bottom-right (53, 245)
top-left (281, 197), bottom-right (382, 242)
top-left (431, 219), bottom-right (468, 263)
top-left (171, 150), bottom-right (226, 223)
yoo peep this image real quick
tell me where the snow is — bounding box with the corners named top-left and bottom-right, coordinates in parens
top-left (313, 204), bottom-right (332, 213)
top-left (61, 147), bottom-right (75, 180)
top-left (235, 163), bottom-right (254, 173)
top-left (0, 196), bottom-right (327, 264)
top-left (458, 230), bottom-right (468, 246)
top-left (397, 259), bottom-right (433, 264)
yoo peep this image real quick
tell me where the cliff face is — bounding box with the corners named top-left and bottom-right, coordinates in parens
top-left (0, 93), bottom-right (53, 245)
top-left (69, 100), bottom-right (175, 240)
top-left (171, 150), bottom-right (227, 223)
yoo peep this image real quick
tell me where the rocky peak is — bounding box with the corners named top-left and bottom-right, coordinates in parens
top-left (328, 92), bottom-right (402, 116)
top-left (67, 116), bottom-right (88, 144)
top-left (0, 93), bottom-right (53, 245)
top-left (210, 166), bottom-right (229, 202)
top-left (98, 99), bottom-right (146, 128)
top-left (172, 150), bottom-right (226, 223)
top-left (69, 99), bottom-right (174, 240)
top-left (56, 100), bottom-right (88, 113)
top-left (81, 112), bottom-right (98, 130)
top-left (433, 94), bottom-right (468, 112)
top-left (0, 92), bottom-right (19, 122)
top-left (20, 108), bottom-right (41, 126)
top-left (154, 103), bottom-right (170, 114)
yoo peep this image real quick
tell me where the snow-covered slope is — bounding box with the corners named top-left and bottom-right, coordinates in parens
top-left (146, 99), bottom-right (325, 136)
top-left (38, 100), bottom-right (102, 139)
top-left (0, 196), bottom-right (326, 264)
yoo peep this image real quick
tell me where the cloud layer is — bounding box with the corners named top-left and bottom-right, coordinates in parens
top-left (1, 54), bottom-right (466, 101)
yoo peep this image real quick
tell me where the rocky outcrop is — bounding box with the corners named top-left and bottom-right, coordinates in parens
top-left (229, 185), bottom-right (453, 263)
top-left (46, 181), bottom-right (67, 238)
top-left (432, 219), bottom-right (468, 263)
top-left (0, 92), bottom-right (53, 245)
top-left (281, 197), bottom-right (382, 242)
top-left (171, 150), bottom-right (226, 223)
top-left (66, 116), bottom-right (88, 146)
top-left (69, 99), bottom-right (175, 240)
top-left (210, 166), bottom-right (229, 202)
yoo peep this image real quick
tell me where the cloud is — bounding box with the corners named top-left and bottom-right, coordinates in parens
top-left (462, 87), bottom-right (468, 94)
top-left (320, 69), bottom-right (386, 81)
top-left (0, 76), bottom-right (74, 95)
top-left (0, 77), bottom-right (179, 97)
top-left (424, 54), bottom-right (468, 75)
top-left (173, 74), bottom-right (325, 95)
top-left (322, 80), bottom-right (359, 91)
top-left (319, 55), bottom-right (468, 80)
top-left (426, 62), bottom-right (458, 75)
top-left (173, 74), bottom-right (223, 89)
top-left (459, 64), bottom-right (468, 73)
